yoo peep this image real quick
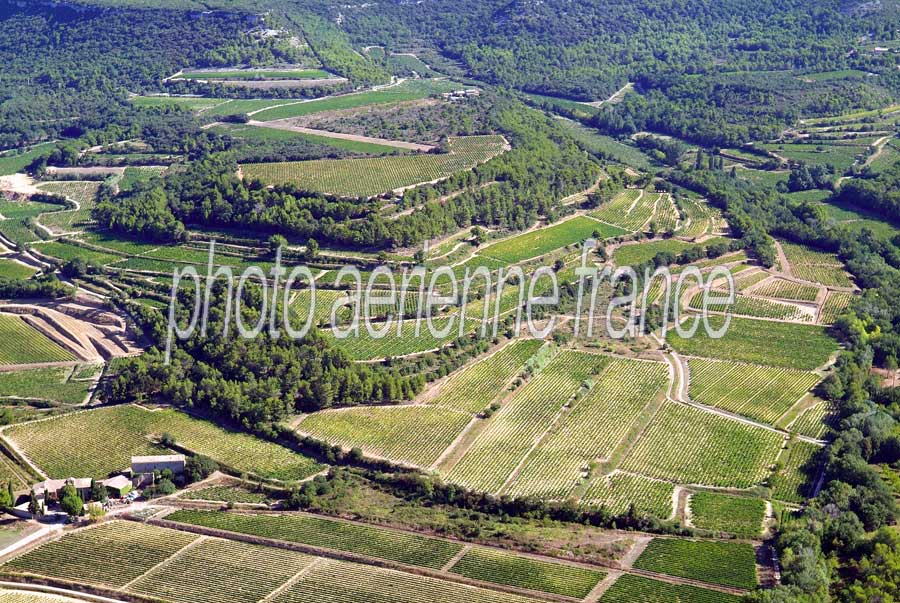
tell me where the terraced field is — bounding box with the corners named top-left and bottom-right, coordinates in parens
top-left (446, 351), bottom-right (610, 492)
top-left (620, 401), bottom-right (784, 488)
top-left (689, 292), bottom-right (812, 322)
top-left (505, 358), bottom-right (669, 498)
top-left (242, 135), bottom-right (506, 197)
top-left (0, 259), bottom-right (35, 280)
top-left (165, 510), bottom-right (462, 569)
top-left (634, 538), bottom-right (757, 590)
top-left (667, 315), bottom-right (839, 370)
top-left (781, 241), bottom-right (854, 288)
top-left (750, 278), bottom-right (820, 301)
top-left (581, 471), bottom-right (675, 518)
top-left (676, 198), bottom-right (725, 239)
top-left (0, 200), bottom-right (61, 246)
top-left (5, 405), bottom-right (323, 481)
top-left (478, 216), bottom-right (626, 264)
top-left (687, 359), bottom-right (820, 424)
top-left (298, 405), bottom-right (471, 467)
top-left (0, 315), bottom-right (76, 365)
top-left (591, 189), bottom-right (659, 231)
top-left (428, 339), bottom-right (543, 413)
top-left (448, 547), bottom-right (604, 598)
top-left (35, 181), bottom-right (101, 232)
top-left (820, 290), bottom-right (854, 323)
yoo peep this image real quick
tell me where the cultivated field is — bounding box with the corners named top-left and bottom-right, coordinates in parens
top-left (581, 471), bottom-right (675, 518)
top-left (687, 358), bottom-right (820, 424)
top-left (688, 492), bottom-right (765, 537)
top-left (820, 290), bottom-right (854, 323)
top-left (298, 405), bottom-right (471, 467)
top-left (448, 546), bottom-right (604, 598)
top-left (599, 574), bottom-right (742, 603)
top-left (165, 510), bottom-right (462, 569)
top-left (479, 216), bottom-right (626, 263)
top-left (771, 439), bottom-right (822, 503)
top-left (242, 135), bottom-right (507, 197)
top-left (504, 358), bottom-right (669, 498)
top-left (0, 366), bottom-right (93, 404)
top-left (446, 351), bottom-right (610, 493)
top-left (750, 278), bottom-right (820, 302)
top-left (35, 181), bottom-right (101, 233)
top-left (0, 315), bottom-right (76, 365)
top-left (690, 292), bottom-right (812, 322)
top-left (633, 538), bottom-right (757, 590)
top-left (667, 316), bottom-right (839, 370)
top-left (323, 317), bottom-right (479, 361)
top-left (591, 189), bottom-right (659, 231)
top-left (5, 405), bottom-right (323, 481)
top-left (620, 401), bottom-right (784, 488)
top-left (780, 241), bottom-right (854, 288)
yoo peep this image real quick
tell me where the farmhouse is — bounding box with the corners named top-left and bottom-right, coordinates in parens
top-left (131, 454), bottom-right (186, 486)
top-left (32, 477), bottom-right (91, 502)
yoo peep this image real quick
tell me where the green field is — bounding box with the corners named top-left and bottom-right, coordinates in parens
top-left (177, 69), bottom-right (333, 80)
top-left (668, 315), bottom-right (839, 370)
top-left (687, 359), bottom-right (820, 424)
top-left (0, 315), bottom-right (76, 365)
top-left (689, 492), bottom-right (765, 537)
top-left (0, 142), bottom-right (55, 176)
top-left (633, 538), bottom-right (757, 590)
top-left (780, 241), bottom-right (854, 288)
top-left (772, 439), bottom-right (822, 503)
top-left (614, 239), bottom-right (695, 266)
top-left (600, 574), bottom-right (742, 603)
top-left (446, 351), bottom-right (610, 492)
top-left (581, 471), bottom-right (675, 518)
top-left (214, 123), bottom-right (400, 154)
top-left (131, 95), bottom-right (226, 111)
top-left (556, 120), bottom-right (653, 170)
top-left (0, 366), bottom-right (92, 404)
top-left (5, 405), bottom-right (323, 481)
top-left (506, 358), bottom-right (669, 499)
top-left (620, 401), bottom-right (783, 488)
top-left (448, 546), bottom-right (604, 598)
top-left (243, 135), bottom-right (506, 197)
top-left (165, 509), bottom-right (462, 569)
top-left (0, 259), bottom-right (36, 280)
top-left (0, 200), bottom-right (62, 246)
top-left (323, 317), bottom-right (479, 361)
top-left (32, 240), bottom-right (125, 266)
top-left (480, 217), bottom-right (625, 264)
top-left (428, 339), bottom-right (543, 413)
top-left (298, 405), bottom-right (471, 467)
top-left (179, 484), bottom-right (270, 504)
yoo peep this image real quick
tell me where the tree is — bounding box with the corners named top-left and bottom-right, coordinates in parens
top-left (89, 478), bottom-right (106, 503)
top-left (185, 455), bottom-right (219, 483)
top-left (305, 237), bottom-right (319, 259)
top-left (268, 234), bottom-right (288, 252)
top-left (28, 491), bottom-right (40, 517)
top-left (0, 481), bottom-right (11, 509)
top-left (59, 484), bottom-right (83, 518)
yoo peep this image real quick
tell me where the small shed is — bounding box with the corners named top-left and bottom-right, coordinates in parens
top-left (101, 475), bottom-right (132, 498)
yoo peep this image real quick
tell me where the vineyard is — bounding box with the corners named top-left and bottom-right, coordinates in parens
top-left (581, 471), bottom-right (675, 518)
top-left (428, 339), bottom-right (543, 413)
top-left (675, 198), bottom-right (726, 239)
top-left (5, 405), bottom-right (323, 481)
top-left (614, 239), bottom-right (695, 267)
top-left (270, 557), bottom-right (540, 603)
top-left (620, 401), bottom-right (784, 488)
top-left (0, 315), bottom-right (76, 365)
top-left (0, 259), bottom-right (35, 280)
top-left (164, 510), bottom-right (463, 569)
top-left (780, 241), bottom-right (854, 288)
top-left (128, 537), bottom-right (317, 603)
top-left (591, 189), bottom-right (659, 231)
top-left (35, 181), bottom-right (101, 233)
top-left (322, 317), bottom-right (479, 361)
top-left (0, 200), bottom-right (62, 246)
top-left (820, 290), bottom-right (854, 324)
top-left (687, 359), bottom-right (820, 424)
top-left (667, 315), bottom-right (839, 370)
top-left (688, 492), bottom-right (765, 537)
top-left (32, 241), bottom-right (125, 267)
top-left (447, 546), bottom-right (604, 598)
top-left (445, 351), bottom-right (610, 492)
top-left (749, 278), bottom-right (820, 302)
top-left (633, 538), bottom-right (758, 590)
top-left (3, 521), bottom-right (198, 588)
top-left (789, 399), bottom-right (833, 439)
top-left (652, 193), bottom-right (680, 232)
top-left (771, 439), bottom-right (822, 503)
top-left (600, 574), bottom-right (742, 603)
top-left (298, 405), bottom-right (471, 467)
top-left (689, 292), bottom-right (812, 322)
top-left (0, 366), bottom-right (92, 404)
top-left (241, 135), bottom-right (507, 197)
top-left (504, 358), bottom-right (669, 499)
top-left (180, 485), bottom-right (270, 504)
top-left (479, 216), bottom-right (625, 264)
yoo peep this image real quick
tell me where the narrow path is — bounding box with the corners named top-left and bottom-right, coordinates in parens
top-left (246, 120), bottom-right (435, 152)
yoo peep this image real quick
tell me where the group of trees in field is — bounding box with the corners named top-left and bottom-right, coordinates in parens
top-left (104, 283), bottom-right (426, 435)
